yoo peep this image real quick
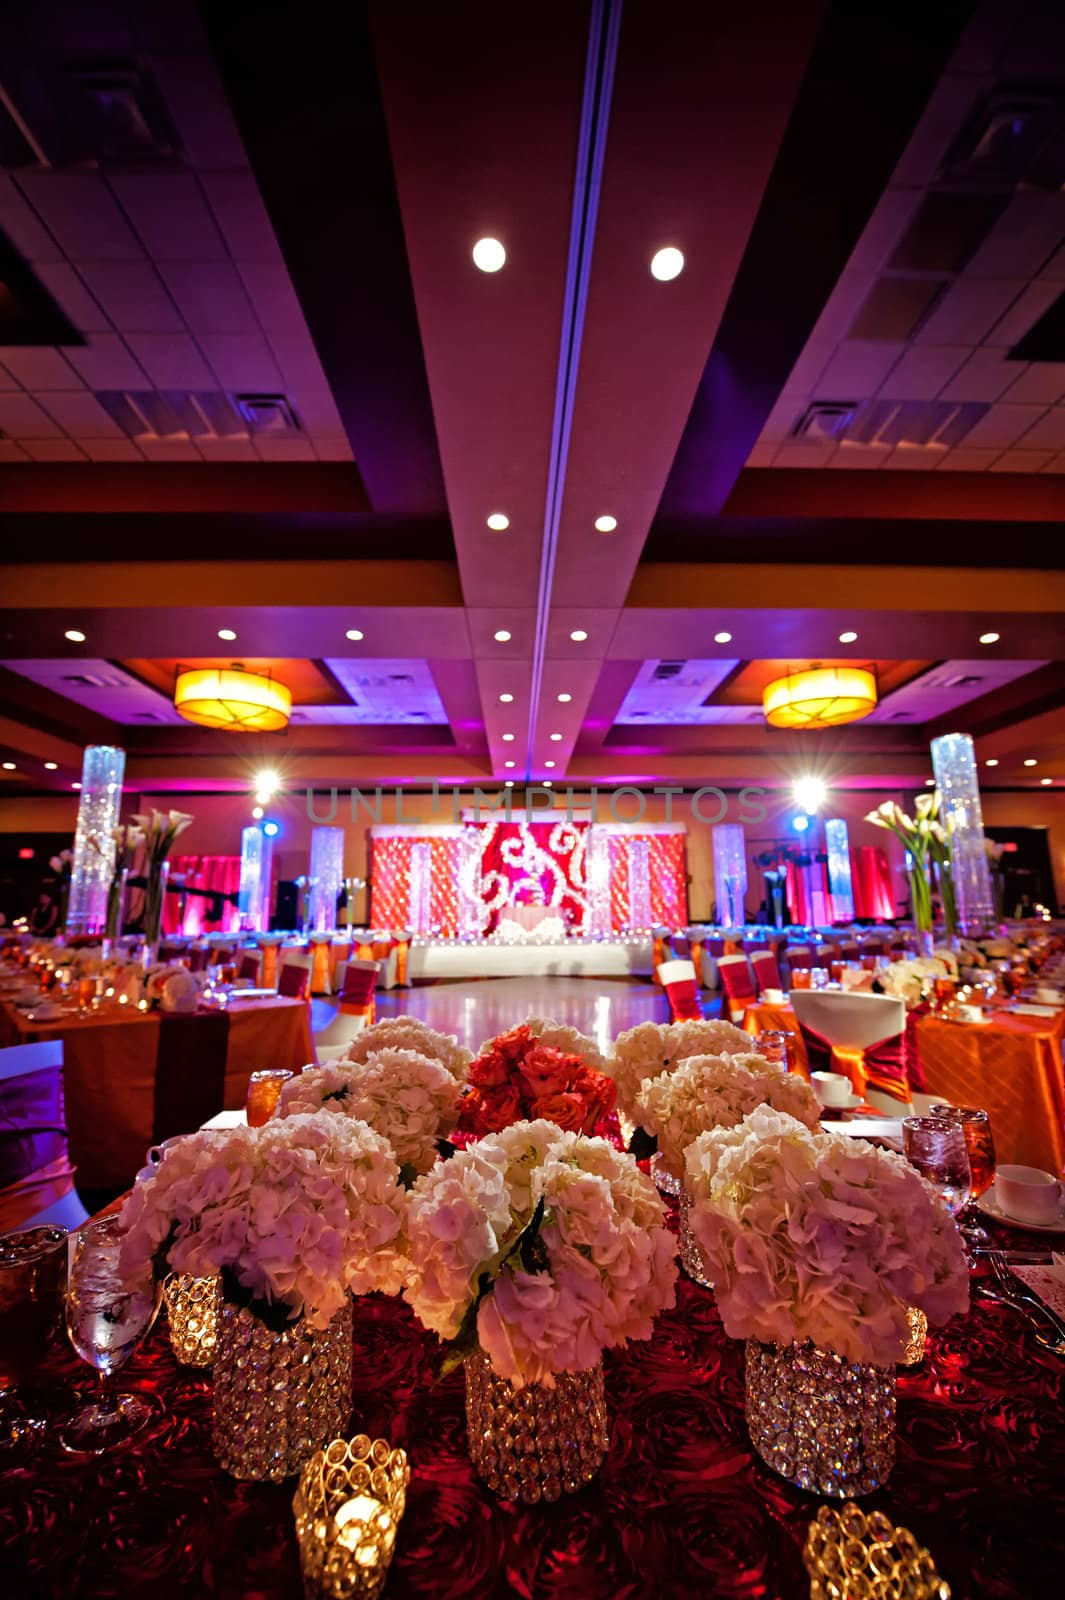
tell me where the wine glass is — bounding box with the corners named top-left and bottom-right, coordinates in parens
top-left (755, 1029), bottom-right (792, 1071)
top-left (0, 1226), bottom-right (67, 1454)
top-left (902, 1116), bottom-right (972, 1221)
top-left (59, 1217), bottom-right (161, 1454)
top-left (929, 1105), bottom-right (996, 1244)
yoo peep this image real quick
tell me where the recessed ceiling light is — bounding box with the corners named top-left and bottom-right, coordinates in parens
top-left (549, 733), bottom-right (562, 741)
top-left (1, 762), bottom-right (15, 770)
top-left (217, 628), bottom-right (237, 641)
top-left (545, 760), bottom-right (556, 768)
top-left (985, 759), bottom-right (999, 767)
top-left (979, 632), bottom-right (1000, 645)
top-left (714, 631), bottom-right (732, 644)
top-left (542, 779), bottom-right (553, 787)
top-left (345, 628), bottom-right (364, 642)
top-left (252, 805), bottom-right (264, 819)
top-left (557, 692), bottom-right (572, 703)
top-left (925, 778), bottom-right (936, 786)
top-left (71, 781), bottom-right (81, 790)
top-left (570, 629), bottom-right (588, 642)
top-left (838, 630), bottom-right (858, 644)
top-left (504, 760), bottom-right (515, 768)
top-left (486, 512), bottom-right (510, 531)
top-left (1041, 777), bottom-right (1053, 786)
top-left (499, 693), bottom-right (513, 703)
top-left (494, 629), bottom-right (511, 643)
top-left (502, 733), bottom-right (515, 742)
top-left (594, 515), bottom-right (617, 533)
top-left (44, 761), bottom-right (57, 771)
top-left (650, 246), bottom-right (684, 281)
top-left (64, 628), bottom-right (86, 643)
top-left (504, 779), bottom-right (514, 787)
top-left (1024, 758), bottom-right (1038, 766)
top-left (472, 237), bottom-right (506, 273)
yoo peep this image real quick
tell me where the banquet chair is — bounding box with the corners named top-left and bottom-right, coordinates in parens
top-left (0, 1040), bottom-right (90, 1233)
top-left (158, 942), bottom-right (185, 963)
top-left (656, 959), bottom-right (703, 1022)
top-left (187, 946), bottom-right (210, 973)
top-left (278, 958), bottom-right (311, 1000)
top-left (237, 952), bottom-right (260, 983)
top-left (789, 991), bottom-right (914, 1110)
top-left (859, 938), bottom-right (886, 957)
top-left (783, 944), bottom-right (814, 984)
top-left (749, 948), bottom-right (783, 993)
top-left (312, 960), bottom-right (379, 1050)
top-left (839, 941), bottom-right (862, 961)
top-left (716, 953), bottom-right (757, 1021)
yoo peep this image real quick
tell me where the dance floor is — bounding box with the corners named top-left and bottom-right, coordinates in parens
top-left (314, 977), bottom-right (672, 1056)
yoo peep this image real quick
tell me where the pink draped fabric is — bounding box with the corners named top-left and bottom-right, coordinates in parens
top-left (850, 845), bottom-right (895, 920)
top-left (165, 855), bottom-right (242, 935)
top-left (480, 821), bottom-right (588, 933)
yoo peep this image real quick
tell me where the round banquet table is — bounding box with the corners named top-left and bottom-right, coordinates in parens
top-left (4, 1218), bottom-right (1064, 1599)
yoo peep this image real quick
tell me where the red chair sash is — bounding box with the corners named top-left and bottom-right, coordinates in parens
top-left (187, 948), bottom-right (209, 973)
top-left (340, 967), bottom-right (377, 1005)
top-left (718, 960), bottom-right (756, 1004)
top-left (797, 1020), bottom-right (912, 1102)
top-left (749, 952), bottom-right (782, 991)
top-left (662, 978), bottom-right (702, 1022)
top-left (278, 964), bottom-right (309, 1000)
top-left (238, 954), bottom-right (259, 981)
top-left (0, 1062), bottom-right (77, 1231)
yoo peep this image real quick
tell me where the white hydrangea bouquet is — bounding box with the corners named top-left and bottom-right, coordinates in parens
top-left (339, 1014), bottom-right (471, 1084)
top-left (275, 1049), bottom-right (461, 1176)
top-left (404, 1119), bottom-right (678, 1387)
top-left (120, 1113), bottom-right (410, 1332)
top-left (686, 1106), bottom-right (969, 1367)
top-left (635, 1052), bottom-right (821, 1177)
top-left (875, 954), bottom-right (956, 1010)
top-left (607, 1017), bottom-right (753, 1118)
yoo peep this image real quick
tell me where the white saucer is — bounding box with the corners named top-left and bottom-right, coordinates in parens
top-left (818, 1093), bottom-right (864, 1111)
top-left (976, 1181), bottom-right (1065, 1235)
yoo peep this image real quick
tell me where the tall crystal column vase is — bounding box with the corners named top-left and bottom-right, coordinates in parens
top-left (308, 827), bottom-right (345, 933)
top-left (67, 746), bottom-right (126, 934)
top-left (712, 824), bottom-right (748, 929)
top-left (930, 733), bottom-right (996, 935)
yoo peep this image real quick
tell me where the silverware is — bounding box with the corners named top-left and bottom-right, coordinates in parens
top-left (971, 1249), bottom-right (1054, 1264)
top-left (975, 1285), bottom-right (1065, 1357)
top-left (988, 1250), bottom-right (1065, 1344)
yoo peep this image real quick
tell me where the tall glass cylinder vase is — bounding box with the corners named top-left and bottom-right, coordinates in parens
top-left (712, 824), bottom-right (748, 930)
top-left (142, 860), bottom-right (169, 966)
top-left (67, 744), bottom-right (126, 934)
top-left (464, 1348), bottom-right (608, 1504)
top-left (745, 1340), bottom-right (895, 1497)
top-left (212, 1297), bottom-right (353, 1483)
top-left (930, 732), bottom-right (996, 936)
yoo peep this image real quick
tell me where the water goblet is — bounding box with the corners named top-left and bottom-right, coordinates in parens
top-left (902, 1116), bottom-right (972, 1221)
top-left (0, 1226), bottom-right (67, 1454)
top-left (928, 1105), bottom-right (996, 1245)
top-left (59, 1216), bottom-right (161, 1455)
top-left (811, 966), bottom-right (830, 991)
top-left (755, 1029), bottom-right (792, 1071)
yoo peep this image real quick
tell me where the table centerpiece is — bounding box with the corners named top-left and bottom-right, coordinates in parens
top-left (455, 1019), bottom-right (616, 1140)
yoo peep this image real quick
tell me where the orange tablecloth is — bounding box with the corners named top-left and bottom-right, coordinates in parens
top-left (743, 1000), bottom-right (809, 1077)
top-left (916, 1009), bottom-right (1065, 1177)
top-left (0, 996), bottom-right (313, 1191)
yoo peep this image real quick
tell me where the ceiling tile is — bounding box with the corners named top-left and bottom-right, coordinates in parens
top-left (963, 192), bottom-right (1065, 281)
top-left (17, 174), bottom-right (143, 261)
top-left (76, 261), bottom-right (183, 333)
top-left (200, 172), bottom-right (283, 262)
top-left (63, 334), bottom-right (149, 390)
top-left (195, 437), bottom-right (258, 461)
top-left (781, 341), bottom-right (831, 395)
top-left (986, 277), bottom-right (1064, 349)
top-left (150, 57), bottom-right (248, 169)
top-left (254, 437), bottom-right (317, 462)
top-left (317, 437), bottom-right (354, 461)
top-left (988, 449), bottom-right (1056, 472)
top-left (939, 349), bottom-right (1024, 402)
top-left (815, 340), bottom-right (907, 394)
top-left (807, 274), bottom-right (876, 345)
top-left (877, 345), bottom-right (968, 400)
top-left (0, 393), bottom-right (65, 439)
top-left (0, 176), bottom-right (59, 260)
top-left (38, 392), bottom-right (125, 439)
top-left (109, 174), bottom-right (227, 261)
top-left (198, 333), bottom-right (283, 390)
top-left (265, 332), bottom-right (330, 389)
top-left (32, 263), bottom-right (110, 334)
top-left (771, 442), bottom-right (836, 469)
top-left (288, 390), bottom-right (345, 434)
top-left (158, 261), bottom-right (258, 334)
top-left (759, 393), bottom-right (804, 444)
top-left (1042, 452), bottom-right (1065, 474)
top-left (845, 188), bottom-right (924, 275)
top-left (235, 262), bottom-right (306, 335)
top-left (123, 333), bottom-right (217, 389)
top-left (745, 442), bottom-right (777, 468)
top-left (892, 74), bottom-right (994, 188)
top-left (0, 440), bottom-right (29, 462)
top-left (935, 448), bottom-right (999, 471)
top-left (1043, 242), bottom-right (1065, 282)
top-left (825, 442), bottom-right (891, 468)
top-left (915, 278), bottom-right (1025, 346)
top-left (1014, 407), bottom-right (1065, 451)
top-left (1001, 363), bottom-right (1065, 404)
top-left (21, 439), bottom-right (88, 462)
top-left (0, 364), bottom-right (18, 391)
top-left (80, 439), bottom-right (145, 462)
top-left (881, 445), bottom-right (946, 470)
top-left (0, 347), bottom-right (83, 390)
top-left (957, 403), bottom-right (1046, 450)
top-left (137, 440), bottom-right (203, 462)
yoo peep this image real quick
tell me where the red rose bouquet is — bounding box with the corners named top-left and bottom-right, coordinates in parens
top-left (457, 1022), bottom-right (617, 1139)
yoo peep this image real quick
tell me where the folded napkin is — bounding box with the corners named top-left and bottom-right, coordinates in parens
top-left (159, 968), bottom-right (203, 1014)
top-left (1014, 1255), bottom-right (1065, 1319)
top-left (1011, 1002), bottom-right (1060, 1017)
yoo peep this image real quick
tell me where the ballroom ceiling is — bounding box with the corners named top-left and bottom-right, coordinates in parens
top-left (0, 0), bottom-right (1063, 803)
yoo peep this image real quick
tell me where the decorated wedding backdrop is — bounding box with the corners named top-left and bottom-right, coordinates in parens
top-left (368, 818), bottom-right (688, 936)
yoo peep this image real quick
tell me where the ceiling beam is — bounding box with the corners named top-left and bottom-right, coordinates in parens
top-left (726, 468), bottom-right (1065, 525)
top-left (0, 464), bottom-right (368, 514)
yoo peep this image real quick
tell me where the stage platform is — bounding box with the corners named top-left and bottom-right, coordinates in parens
top-left (397, 937), bottom-right (655, 986)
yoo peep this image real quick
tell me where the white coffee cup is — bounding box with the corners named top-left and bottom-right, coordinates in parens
top-left (995, 1163), bottom-right (1065, 1226)
top-left (1035, 986), bottom-right (1062, 1006)
top-left (956, 1002), bottom-right (984, 1023)
top-left (811, 1071), bottom-right (851, 1108)
top-left (762, 987), bottom-right (785, 1006)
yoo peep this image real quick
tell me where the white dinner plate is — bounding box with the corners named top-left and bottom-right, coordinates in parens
top-left (977, 1181), bottom-right (1065, 1235)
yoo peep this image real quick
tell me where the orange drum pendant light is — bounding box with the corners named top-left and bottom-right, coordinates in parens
top-left (763, 666), bottom-right (877, 729)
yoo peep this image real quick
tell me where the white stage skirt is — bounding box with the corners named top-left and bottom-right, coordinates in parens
top-left (395, 938), bottom-right (655, 986)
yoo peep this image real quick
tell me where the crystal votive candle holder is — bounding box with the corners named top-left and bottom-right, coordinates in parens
top-left (900, 1306), bottom-right (928, 1367)
top-left (804, 1502), bottom-right (952, 1600)
top-left (164, 1273), bottom-right (221, 1367)
top-left (678, 1190), bottom-right (713, 1288)
top-left (293, 1435), bottom-right (409, 1600)
top-left (246, 1067), bottom-right (295, 1127)
top-left (464, 1348), bottom-right (608, 1505)
top-left (745, 1339), bottom-right (896, 1498)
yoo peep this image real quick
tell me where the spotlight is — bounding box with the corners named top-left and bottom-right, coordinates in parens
top-left (792, 814), bottom-right (810, 833)
top-left (44, 762), bottom-right (58, 771)
top-left (792, 776), bottom-right (827, 813)
top-left (254, 769), bottom-right (281, 802)
top-left (486, 513), bottom-right (510, 531)
top-left (252, 805), bottom-right (264, 820)
top-left (472, 237), bottom-right (506, 273)
top-left (345, 628), bottom-right (364, 642)
top-left (217, 628), bottom-right (237, 642)
top-left (494, 629), bottom-right (511, 643)
top-left (714, 631), bottom-right (732, 644)
top-left (838, 630), bottom-right (858, 644)
top-left (979, 632), bottom-right (1000, 645)
top-left (262, 819), bottom-right (280, 837)
top-left (570, 629), bottom-right (588, 642)
top-left (650, 246), bottom-right (684, 281)
top-left (594, 515), bottom-right (617, 533)
top-left (557, 692), bottom-right (572, 703)
top-left (64, 629), bottom-right (86, 643)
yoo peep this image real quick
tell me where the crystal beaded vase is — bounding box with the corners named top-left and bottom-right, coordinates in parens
top-left (212, 1297), bottom-right (353, 1482)
top-left (164, 1273), bottom-right (220, 1368)
top-left (650, 1151), bottom-right (682, 1197)
top-left (745, 1339), bottom-right (895, 1497)
top-left (464, 1348), bottom-right (609, 1505)
top-left (678, 1190), bottom-right (713, 1287)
